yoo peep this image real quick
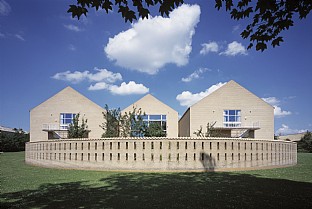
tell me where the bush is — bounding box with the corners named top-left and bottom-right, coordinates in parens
top-left (297, 131), bottom-right (312, 153)
top-left (0, 130), bottom-right (29, 152)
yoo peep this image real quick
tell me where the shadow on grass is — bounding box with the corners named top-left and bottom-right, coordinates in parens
top-left (1, 172), bottom-right (311, 209)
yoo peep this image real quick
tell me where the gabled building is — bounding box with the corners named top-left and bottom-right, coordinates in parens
top-left (123, 94), bottom-right (179, 137)
top-left (30, 87), bottom-right (105, 142)
top-left (179, 80), bottom-right (274, 139)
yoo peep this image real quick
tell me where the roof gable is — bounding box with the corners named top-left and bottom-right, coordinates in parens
top-left (31, 86), bottom-right (104, 112)
top-left (123, 94), bottom-right (177, 113)
top-left (192, 80), bottom-right (273, 109)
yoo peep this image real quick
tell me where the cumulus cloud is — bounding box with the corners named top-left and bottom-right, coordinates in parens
top-left (89, 81), bottom-right (149, 95)
top-left (200, 42), bottom-right (219, 55)
top-left (176, 82), bottom-right (226, 107)
top-left (219, 41), bottom-right (247, 56)
top-left (262, 97), bottom-right (292, 117)
top-left (104, 4), bottom-right (201, 74)
top-left (64, 24), bottom-right (82, 32)
top-left (276, 124), bottom-right (307, 135)
top-left (182, 67), bottom-right (211, 82)
top-left (88, 82), bottom-right (109, 91)
top-left (52, 68), bottom-right (122, 84)
top-left (0, 0), bottom-right (11, 16)
top-left (274, 106), bottom-right (292, 117)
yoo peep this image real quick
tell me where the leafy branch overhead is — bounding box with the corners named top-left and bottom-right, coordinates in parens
top-left (215, 0), bottom-right (312, 51)
top-left (68, 0), bottom-right (312, 51)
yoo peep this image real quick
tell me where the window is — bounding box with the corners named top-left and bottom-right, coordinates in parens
top-left (133, 114), bottom-right (167, 136)
top-left (223, 110), bottom-right (241, 127)
top-left (60, 113), bottom-right (76, 130)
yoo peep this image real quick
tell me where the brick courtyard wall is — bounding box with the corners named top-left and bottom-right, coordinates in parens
top-left (25, 137), bottom-right (297, 171)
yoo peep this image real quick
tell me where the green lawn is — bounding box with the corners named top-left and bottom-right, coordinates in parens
top-left (1, 152), bottom-right (311, 209)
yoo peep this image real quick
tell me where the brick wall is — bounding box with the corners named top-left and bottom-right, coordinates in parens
top-left (25, 137), bottom-right (297, 171)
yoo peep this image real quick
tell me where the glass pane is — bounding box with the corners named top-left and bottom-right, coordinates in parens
top-left (236, 110), bottom-right (241, 116)
top-left (224, 110), bottom-right (228, 115)
top-left (65, 113), bottom-right (72, 118)
top-left (162, 121), bottom-right (167, 130)
top-left (236, 116), bottom-right (241, 122)
top-left (141, 115), bottom-right (148, 120)
top-left (229, 110), bottom-right (235, 115)
top-left (224, 116), bottom-right (228, 122)
top-left (149, 115), bottom-right (161, 120)
top-left (229, 116), bottom-right (236, 122)
top-left (162, 115), bottom-right (167, 120)
top-left (60, 114), bottom-right (64, 119)
top-left (65, 119), bottom-right (72, 124)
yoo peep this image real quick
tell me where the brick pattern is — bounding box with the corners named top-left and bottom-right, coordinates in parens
top-left (25, 137), bottom-right (297, 171)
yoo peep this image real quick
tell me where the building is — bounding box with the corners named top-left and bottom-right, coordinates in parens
top-left (122, 94), bottom-right (179, 137)
top-left (279, 133), bottom-right (306, 142)
top-left (179, 80), bottom-right (274, 139)
top-left (30, 87), bottom-right (105, 142)
top-left (26, 82), bottom-right (296, 171)
top-left (0, 125), bottom-right (17, 134)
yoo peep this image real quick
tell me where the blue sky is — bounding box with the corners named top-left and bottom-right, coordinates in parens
top-left (0, 0), bottom-right (311, 135)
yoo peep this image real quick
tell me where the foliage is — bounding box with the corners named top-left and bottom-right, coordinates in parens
top-left (68, 0), bottom-right (184, 22)
top-left (0, 129), bottom-right (29, 152)
top-left (68, 0), bottom-right (312, 51)
top-left (144, 122), bottom-right (166, 137)
top-left (68, 113), bottom-right (91, 138)
top-left (127, 106), bottom-right (147, 137)
top-left (298, 131), bottom-right (312, 153)
top-left (193, 122), bottom-right (221, 137)
top-left (100, 105), bottom-right (122, 137)
top-left (216, 0), bottom-right (312, 51)
top-left (100, 105), bottom-right (146, 137)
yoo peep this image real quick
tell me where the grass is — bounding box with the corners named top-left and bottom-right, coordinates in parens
top-left (1, 152), bottom-right (312, 209)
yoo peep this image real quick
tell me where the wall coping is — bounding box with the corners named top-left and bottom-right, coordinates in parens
top-left (28, 137), bottom-right (296, 143)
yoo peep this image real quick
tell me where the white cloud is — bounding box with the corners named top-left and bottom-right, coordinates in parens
top-left (0, 32), bottom-right (5, 38)
top-left (273, 106), bottom-right (292, 117)
top-left (200, 42), bottom-right (219, 55)
top-left (104, 4), bottom-right (201, 75)
top-left (0, 0), bottom-right (10, 16)
top-left (262, 97), bottom-right (292, 117)
top-left (262, 97), bottom-right (280, 106)
top-left (109, 81), bottom-right (149, 95)
top-left (88, 82), bottom-right (109, 91)
top-left (64, 24), bottom-right (82, 32)
top-left (220, 41), bottom-right (247, 56)
top-left (52, 68), bottom-right (122, 84)
top-left (176, 82), bottom-right (226, 107)
top-left (276, 124), bottom-right (307, 136)
top-left (89, 81), bottom-right (149, 95)
top-left (182, 67), bottom-right (210, 82)
top-left (15, 34), bottom-right (25, 41)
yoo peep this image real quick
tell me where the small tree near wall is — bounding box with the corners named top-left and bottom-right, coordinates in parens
top-left (68, 113), bottom-right (90, 138)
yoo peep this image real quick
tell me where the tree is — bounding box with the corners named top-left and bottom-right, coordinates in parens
top-left (100, 105), bottom-right (122, 137)
top-left (68, 0), bottom-right (312, 51)
top-left (68, 113), bottom-right (91, 138)
top-left (215, 0), bottom-right (312, 51)
top-left (193, 122), bottom-right (221, 137)
top-left (0, 129), bottom-right (29, 152)
top-left (298, 131), bottom-right (312, 153)
top-left (100, 105), bottom-right (146, 137)
top-left (144, 122), bottom-right (166, 137)
top-left (127, 106), bottom-right (147, 137)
